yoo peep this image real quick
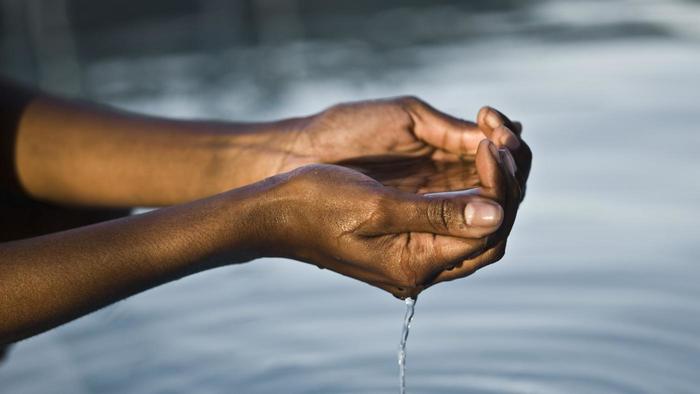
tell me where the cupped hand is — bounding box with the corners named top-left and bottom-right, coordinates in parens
top-left (261, 139), bottom-right (515, 298)
top-left (298, 97), bottom-right (522, 166)
top-left (321, 104), bottom-right (533, 289)
top-left (427, 107), bottom-right (532, 286)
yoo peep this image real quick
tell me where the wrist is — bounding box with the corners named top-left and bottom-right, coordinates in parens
top-left (213, 169), bottom-right (300, 263)
top-left (206, 117), bottom-right (317, 192)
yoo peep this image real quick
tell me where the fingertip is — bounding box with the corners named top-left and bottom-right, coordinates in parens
top-left (512, 121), bottom-right (523, 135)
top-left (477, 106), bottom-right (504, 131)
top-left (477, 106), bottom-right (492, 129)
top-left (495, 125), bottom-right (521, 150)
top-left (476, 137), bottom-right (494, 154)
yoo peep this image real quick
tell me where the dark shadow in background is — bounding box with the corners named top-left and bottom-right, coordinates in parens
top-left (0, 78), bottom-right (129, 244)
top-left (0, 77), bottom-right (32, 194)
top-left (0, 72), bottom-right (128, 368)
top-left (0, 0), bottom-right (672, 108)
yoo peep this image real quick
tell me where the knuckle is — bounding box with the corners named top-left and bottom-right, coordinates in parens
top-left (490, 244), bottom-right (507, 262)
top-left (463, 261), bottom-right (480, 276)
top-left (317, 103), bottom-right (353, 123)
top-left (426, 198), bottom-right (458, 233)
top-left (364, 194), bottom-right (393, 230)
top-left (290, 163), bottom-right (326, 176)
top-left (288, 164), bottom-right (326, 184)
top-left (468, 243), bottom-right (507, 271)
top-left (324, 102), bottom-right (347, 115)
top-left (477, 105), bottom-right (492, 122)
top-left (398, 95), bottom-right (425, 108)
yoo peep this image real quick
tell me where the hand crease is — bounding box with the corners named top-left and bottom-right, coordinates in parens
top-left (399, 232), bottom-right (418, 288)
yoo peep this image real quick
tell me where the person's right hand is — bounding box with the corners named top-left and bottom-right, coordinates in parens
top-left (420, 107), bottom-right (531, 287)
top-left (255, 139), bottom-right (518, 299)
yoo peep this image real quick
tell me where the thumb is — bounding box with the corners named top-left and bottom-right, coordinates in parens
top-left (382, 192), bottom-right (503, 239)
top-left (380, 140), bottom-right (505, 239)
top-left (404, 97), bottom-right (486, 157)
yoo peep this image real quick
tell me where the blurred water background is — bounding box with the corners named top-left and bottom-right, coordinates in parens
top-left (1, 0), bottom-right (700, 393)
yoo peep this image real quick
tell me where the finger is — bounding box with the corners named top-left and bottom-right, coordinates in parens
top-left (490, 127), bottom-right (531, 196)
top-left (477, 106), bottom-right (520, 135)
top-left (512, 121), bottom-right (523, 136)
top-left (477, 110), bottom-right (531, 197)
top-left (451, 149), bottom-right (520, 272)
top-left (499, 148), bottom-right (519, 198)
top-left (376, 140), bottom-right (506, 239)
top-left (381, 193), bottom-right (503, 239)
top-left (477, 106), bottom-right (521, 150)
top-left (416, 233), bottom-right (488, 276)
top-left (428, 138), bottom-right (527, 287)
top-left (429, 241), bottom-right (507, 285)
top-left (430, 149), bottom-right (465, 162)
top-left (492, 148), bottom-right (520, 238)
top-left (402, 97), bottom-right (486, 156)
top-left (479, 108), bottom-right (531, 194)
top-left (375, 234), bottom-right (488, 297)
top-left (450, 148), bottom-right (516, 262)
top-left (476, 139), bottom-right (507, 202)
top-left (472, 143), bottom-right (517, 242)
top-left (431, 235), bottom-right (487, 266)
top-left (512, 139), bottom-right (533, 193)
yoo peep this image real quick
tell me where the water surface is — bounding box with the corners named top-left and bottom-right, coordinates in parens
top-left (1, 1), bottom-right (700, 393)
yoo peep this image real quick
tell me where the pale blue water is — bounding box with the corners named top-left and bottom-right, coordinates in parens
top-left (1, 0), bottom-right (700, 393)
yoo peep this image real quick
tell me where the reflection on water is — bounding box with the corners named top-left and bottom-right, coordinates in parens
top-left (1, 0), bottom-right (700, 393)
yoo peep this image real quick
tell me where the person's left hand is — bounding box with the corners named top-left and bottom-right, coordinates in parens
top-left (297, 96), bottom-right (522, 166)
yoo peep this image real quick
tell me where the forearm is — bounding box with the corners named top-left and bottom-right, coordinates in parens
top-left (7, 83), bottom-right (314, 207)
top-left (0, 181), bottom-right (272, 345)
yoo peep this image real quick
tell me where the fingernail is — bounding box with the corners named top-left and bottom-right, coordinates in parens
top-left (465, 200), bottom-right (503, 227)
top-left (499, 149), bottom-right (517, 178)
top-left (487, 141), bottom-right (502, 163)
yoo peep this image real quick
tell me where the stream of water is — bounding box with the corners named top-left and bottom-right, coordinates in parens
top-left (398, 297), bottom-right (416, 394)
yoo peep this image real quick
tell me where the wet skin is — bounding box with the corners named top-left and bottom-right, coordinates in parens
top-left (0, 79), bottom-right (531, 345)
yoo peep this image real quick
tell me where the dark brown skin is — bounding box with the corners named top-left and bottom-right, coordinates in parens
top-left (0, 78), bottom-right (531, 346)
